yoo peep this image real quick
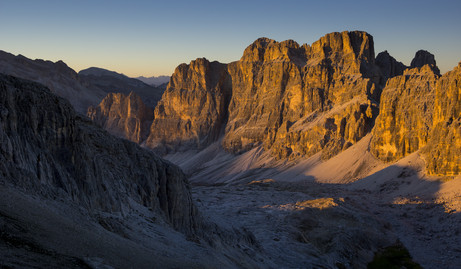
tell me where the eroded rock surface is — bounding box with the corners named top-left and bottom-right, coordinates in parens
top-left (424, 62), bottom-right (461, 175)
top-left (87, 92), bottom-right (153, 143)
top-left (371, 58), bottom-right (460, 176)
top-left (371, 65), bottom-right (439, 161)
top-left (146, 58), bottom-right (231, 153)
top-left (223, 31), bottom-right (381, 159)
top-left (0, 74), bottom-right (196, 233)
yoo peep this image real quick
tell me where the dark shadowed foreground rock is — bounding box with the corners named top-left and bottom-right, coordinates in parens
top-left (0, 73), bottom-right (266, 268)
top-left (0, 74), bottom-right (195, 233)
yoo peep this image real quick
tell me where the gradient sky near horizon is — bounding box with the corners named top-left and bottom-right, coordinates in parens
top-left (1, 0), bottom-right (460, 77)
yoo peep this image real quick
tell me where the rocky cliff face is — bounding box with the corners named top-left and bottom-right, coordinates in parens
top-left (423, 62), bottom-right (461, 175)
top-left (370, 65), bottom-right (439, 161)
top-left (371, 52), bottom-right (460, 176)
top-left (0, 74), bottom-right (196, 233)
top-left (223, 31), bottom-right (380, 159)
top-left (87, 92), bottom-right (153, 143)
top-left (145, 32), bottom-right (382, 160)
top-left (146, 58), bottom-right (231, 153)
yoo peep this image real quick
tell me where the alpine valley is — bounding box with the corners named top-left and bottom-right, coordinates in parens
top-left (0, 31), bottom-right (460, 268)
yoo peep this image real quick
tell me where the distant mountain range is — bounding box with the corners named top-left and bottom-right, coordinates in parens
top-left (78, 67), bottom-right (165, 107)
top-left (135, 75), bottom-right (170, 86)
top-left (0, 51), bottom-right (165, 113)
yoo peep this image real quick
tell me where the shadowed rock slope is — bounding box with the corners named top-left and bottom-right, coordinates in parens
top-left (0, 74), bottom-right (195, 233)
top-left (79, 67), bottom-right (165, 108)
top-left (0, 50), bottom-right (106, 113)
top-left (0, 73), bottom-right (264, 268)
top-left (87, 92), bottom-right (154, 143)
top-left (0, 52), bottom-right (165, 114)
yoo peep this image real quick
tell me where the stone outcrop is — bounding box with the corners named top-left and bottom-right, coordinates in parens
top-left (0, 74), bottom-right (196, 233)
top-left (371, 58), bottom-right (460, 176)
top-left (411, 50), bottom-right (440, 75)
top-left (87, 92), bottom-right (153, 143)
top-left (223, 31), bottom-right (381, 159)
top-left (376, 50), bottom-right (407, 79)
top-left (370, 65), bottom-right (439, 161)
top-left (423, 62), bottom-right (461, 175)
top-left (146, 58), bottom-right (231, 153)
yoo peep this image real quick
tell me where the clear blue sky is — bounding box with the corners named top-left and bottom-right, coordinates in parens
top-left (1, 0), bottom-right (460, 77)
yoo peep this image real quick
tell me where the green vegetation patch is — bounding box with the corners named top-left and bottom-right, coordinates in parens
top-left (368, 243), bottom-right (422, 269)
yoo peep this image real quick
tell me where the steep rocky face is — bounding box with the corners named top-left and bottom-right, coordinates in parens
top-left (370, 65), bottom-right (439, 161)
top-left (371, 59), bottom-right (460, 176)
top-left (146, 58), bottom-right (231, 153)
top-left (87, 92), bottom-right (154, 143)
top-left (411, 50), bottom-right (440, 75)
top-left (376, 50), bottom-right (407, 79)
top-left (423, 62), bottom-right (461, 175)
top-left (0, 74), bottom-right (196, 233)
top-left (223, 31), bottom-right (380, 159)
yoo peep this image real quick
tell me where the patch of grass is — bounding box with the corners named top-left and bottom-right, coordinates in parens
top-left (368, 243), bottom-right (422, 269)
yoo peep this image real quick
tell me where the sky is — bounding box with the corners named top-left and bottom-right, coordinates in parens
top-left (1, 0), bottom-right (460, 77)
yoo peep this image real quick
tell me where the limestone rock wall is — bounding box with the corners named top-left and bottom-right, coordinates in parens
top-left (371, 58), bottom-right (460, 176)
top-left (423, 62), bottom-right (461, 175)
top-left (223, 31), bottom-right (380, 159)
top-left (146, 58), bottom-right (231, 153)
top-left (0, 74), bottom-right (197, 233)
top-left (370, 65), bottom-right (439, 161)
top-left (87, 92), bottom-right (153, 143)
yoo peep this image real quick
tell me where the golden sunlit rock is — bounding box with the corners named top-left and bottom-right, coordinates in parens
top-left (145, 58), bottom-right (231, 153)
top-left (223, 31), bottom-right (380, 160)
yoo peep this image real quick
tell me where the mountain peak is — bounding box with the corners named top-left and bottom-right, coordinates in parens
top-left (410, 50), bottom-right (440, 75)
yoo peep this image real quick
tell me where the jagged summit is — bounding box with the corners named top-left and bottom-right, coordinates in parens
top-left (241, 31), bottom-right (377, 74)
top-left (410, 49), bottom-right (440, 75)
top-left (376, 50), bottom-right (407, 79)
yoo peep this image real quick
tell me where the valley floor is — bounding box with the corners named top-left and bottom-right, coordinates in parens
top-left (169, 135), bottom-right (461, 268)
top-left (191, 177), bottom-right (461, 269)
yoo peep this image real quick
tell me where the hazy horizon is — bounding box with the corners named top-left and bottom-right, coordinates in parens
top-left (1, 0), bottom-right (460, 77)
